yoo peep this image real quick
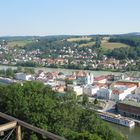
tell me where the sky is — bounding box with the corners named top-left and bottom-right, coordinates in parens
top-left (0, 0), bottom-right (140, 36)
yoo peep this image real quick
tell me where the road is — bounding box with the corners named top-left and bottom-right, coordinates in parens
top-left (100, 100), bottom-right (116, 113)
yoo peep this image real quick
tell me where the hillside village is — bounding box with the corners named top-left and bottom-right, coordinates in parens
top-left (0, 37), bottom-right (138, 71)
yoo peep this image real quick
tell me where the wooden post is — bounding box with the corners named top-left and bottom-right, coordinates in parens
top-left (16, 125), bottom-right (21, 140)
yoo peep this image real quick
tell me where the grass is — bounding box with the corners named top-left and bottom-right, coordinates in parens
top-left (101, 40), bottom-right (130, 50)
top-left (79, 41), bottom-right (95, 47)
top-left (67, 37), bottom-right (95, 47)
top-left (67, 37), bottom-right (92, 42)
top-left (6, 40), bottom-right (32, 48)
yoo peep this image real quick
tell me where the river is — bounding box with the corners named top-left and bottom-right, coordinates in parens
top-left (1, 65), bottom-right (140, 139)
top-left (107, 122), bottom-right (140, 140)
top-left (0, 65), bottom-right (120, 76)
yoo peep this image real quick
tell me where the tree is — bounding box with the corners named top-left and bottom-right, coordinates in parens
top-left (5, 68), bottom-right (14, 78)
top-left (94, 98), bottom-right (98, 105)
top-left (17, 66), bottom-right (23, 72)
top-left (0, 81), bottom-right (126, 140)
top-left (82, 94), bottom-right (89, 106)
top-left (65, 78), bottom-right (73, 89)
top-left (24, 67), bottom-right (35, 74)
top-left (95, 36), bottom-right (101, 48)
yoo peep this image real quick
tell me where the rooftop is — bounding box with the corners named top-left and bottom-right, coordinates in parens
top-left (119, 100), bottom-right (140, 108)
top-left (114, 82), bottom-right (137, 88)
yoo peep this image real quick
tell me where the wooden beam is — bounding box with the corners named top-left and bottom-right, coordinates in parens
top-left (0, 121), bottom-right (17, 132)
top-left (0, 112), bottom-right (67, 140)
top-left (16, 125), bottom-right (21, 140)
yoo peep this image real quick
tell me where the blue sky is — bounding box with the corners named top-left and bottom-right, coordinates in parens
top-left (0, 0), bottom-right (140, 36)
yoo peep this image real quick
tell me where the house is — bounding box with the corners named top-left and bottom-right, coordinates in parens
top-left (15, 73), bottom-right (32, 81)
top-left (53, 85), bottom-right (65, 93)
top-left (54, 58), bottom-right (65, 65)
top-left (36, 70), bottom-right (46, 79)
top-left (66, 75), bottom-right (76, 81)
top-left (97, 87), bottom-right (112, 100)
top-left (67, 85), bottom-right (83, 96)
top-left (46, 72), bottom-right (58, 80)
top-left (94, 76), bottom-right (107, 84)
top-left (75, 71), bottom-right (86, 77)
top-left (44, 80), bottom-right (58, 87)
top-left (114, 74), bottom-right (130, 81)
top-left (58, 72), bottom-right (65, 79)
top-left (83, 85), bottom-right (99, 96)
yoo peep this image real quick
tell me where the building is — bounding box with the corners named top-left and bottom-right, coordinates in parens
top-left (115, 81), bottom-right (140, 87)
top-left (67, 85), bottom-right (83, 96)
top-left (36, 70), bottom-right (46, 80)
top-left (75, 71), bottom-right (86, 77)
top-left (83, 85), bottom-right (99, 96)
top-left (86, 73), bottom-right (94, 85)
top-left (135, 87), bottom-right (140, 95)
top-left (52, 85), bottom-right (65, 93)
top-left (94, 76), bottom-right (107, 84)
top-left (66, 75), bottom-right (76, 81)
top-left (118, 100), bottom-right (140, 120)
top-left (76, 72), bottom-right (94, 85)
top-left (111, 82), bottom-right (137, 101)
top-left (15, 73), bottom-right (32, 81)
top-left (97, 87), bottom-right (112, 100)
top-left (114, 74), bottom-right (130, 81)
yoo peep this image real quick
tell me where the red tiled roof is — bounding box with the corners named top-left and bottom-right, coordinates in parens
top-left (112, 89), bottom-right (123, 95)
top-left (114, 82), bottom-right (136, 88)
top-left (94, 76), bottom-right (107, 81)
top-left (76, 71), bottom-right (86, 77)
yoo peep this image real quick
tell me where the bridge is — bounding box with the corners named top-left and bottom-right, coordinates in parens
top-left (0, 112), bottom-right (67, 140)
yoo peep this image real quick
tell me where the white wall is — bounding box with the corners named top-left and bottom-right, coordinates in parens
top-left (15, 73), bottom-right (32, 81)
top-left (97, 88), bottom-right (111, 99)
top-left (135, 87), bottom-right (140, 94)
top-left (83, 85), bottom-right (99, 96)
top-left (67, 85), bottom-right (83, 96)
top-left (111, 84), bottom-right (137, 101)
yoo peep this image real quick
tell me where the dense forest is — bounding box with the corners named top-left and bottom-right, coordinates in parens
top-left (0, 82), bottom-right (126, 140)
top-left (109, 36), bottom-right (140, 47)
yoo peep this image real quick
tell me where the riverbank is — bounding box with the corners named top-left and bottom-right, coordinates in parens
top-left (0, 65), bottom-right (121, 76)
top-left (0, 63), bottom-right (125, 72)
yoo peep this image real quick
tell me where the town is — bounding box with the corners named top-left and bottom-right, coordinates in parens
top-left (0, 36), bottom-right (138, 72)
top-left (1, 67), bottom-right (140, 128)
top-left (1, 0), bottom-right (140, 139)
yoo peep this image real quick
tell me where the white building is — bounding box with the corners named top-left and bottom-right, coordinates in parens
top-left (36, 70), bottom-right (46, 80)
top-left (111, 82), bottom-right (137, 101)
top-left (86, 73), bottom-right (94, 85)
top-left (114, 74), bottom-right (130, 81)
top-left (135, 87), bottom-right (140, 95)
top-left (15, 73), bottom-right (32, 81)
top-left (83, 85), bottom-right (99, 96)
top-left (97, 87), bottom-right (112, 100)
top-left (67, 85), bottom-right (83, 96)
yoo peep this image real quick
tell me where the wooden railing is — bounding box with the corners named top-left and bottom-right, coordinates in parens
top-left (0, 112), bottom-right (67, 140)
